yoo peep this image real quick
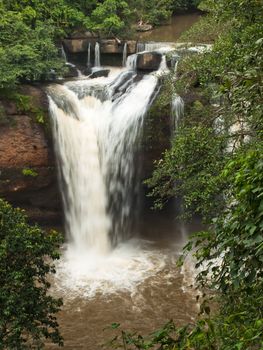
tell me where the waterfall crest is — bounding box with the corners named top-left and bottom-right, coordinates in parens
top-left (48, 71), bottom-right (158, 254)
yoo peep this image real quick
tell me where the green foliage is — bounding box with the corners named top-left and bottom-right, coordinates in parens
top-left (0, 6), bottom-right (66, 88)
top-left (0, 199), bottom-right (63, 348)
top-left (109, 148), bottom-right (263, 349)
top-left (2, 0), bottom-right (85, 35)
top-left (146, 126), bottom-right (227, 219)
top-left (172, 0), bottom-right (202, 11)
top-left (86, 0), bottom-right (132, 36)
top-left (22, 168), bottom-right (39, 177)
top-left (0, 103), bottom-right (9, 126)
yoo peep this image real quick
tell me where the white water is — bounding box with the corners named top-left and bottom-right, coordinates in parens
top-left (158, 55), bottom-right (170, 74)
top-left (87, 43), bottom-right (91, 67)
top-left (94, 42), bottom-right (101, 67)
top-left (126, 54), bottom-right (138, 70)
top-left (137, 42), bottom-right (145, 52)
top-left (122, 42), bottom-right (128, 67)
top-left (49, 69), bottom-right (158, 253)
top-left (171, 94), bottom-right (184, 132)
top-left (145, 42), bottom-right (174, 51)
top-left (46, 53), bottom-right (201, 302)
top-left (61, 45), bottom-right (83, 76)
top-left (61, 45), bottom-right (67, 62)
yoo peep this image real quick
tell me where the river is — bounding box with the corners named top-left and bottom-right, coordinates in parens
top-left (137, 13), bottom-right (201, 42)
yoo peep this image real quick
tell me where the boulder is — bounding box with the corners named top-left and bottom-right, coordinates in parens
top-left (137, 52), bottom-right (162, 71)
top-left (64, 63), bottom-right (80, 78)
top-left (89, 68), bottom-right (110, 79)
top-left (127, 40), bottom-right (137, 54)
top-left (63, 39), bottom-right (89, 53)
top-left (100, 39), bottom-right (121, 54)
top-left (136, 24), bottom-right (153, 32)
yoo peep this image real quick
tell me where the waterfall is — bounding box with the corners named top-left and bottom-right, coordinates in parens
top-left (126, 54), bottom-right (137, 70)
top-left (94, 42), bottom-right (101, 67)
top-left (137, 42), bottom-right (145, 52)
top-left (48, 71), bottom-right (158, 254)
top-left (87, 43), bottom-right (91, 67)
top-left (61, 44), bottom-right (83, 76)
top-left (158, 55), bottom-right (169, 74)
top-left (122, 43), bottom-right (128, 67)
top-left (145, 42), bottom-right (174, 52)
top-left (171, 94), bottom-right (184, 132)
top-left (61, 45), bottom-right (67, 62)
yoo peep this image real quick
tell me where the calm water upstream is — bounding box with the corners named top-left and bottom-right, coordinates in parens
top-left (137, 13), bottom-right (201, 42)
top-left (46, 14), bottom-right (201, 349)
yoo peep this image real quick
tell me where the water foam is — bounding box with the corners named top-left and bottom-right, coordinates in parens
top-left (53, 240), bottom-right (177, 299)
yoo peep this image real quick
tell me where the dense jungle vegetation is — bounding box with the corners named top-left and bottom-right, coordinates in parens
top-left (109, 0), bottom-right (262, 349)
top-left (0, 0), bottom-right (262, 348)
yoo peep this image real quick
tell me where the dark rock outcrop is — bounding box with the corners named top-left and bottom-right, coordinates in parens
top-left (137, 52), bottom-right (162, 71)
top-left (89, 68), bottom-right (110, 79)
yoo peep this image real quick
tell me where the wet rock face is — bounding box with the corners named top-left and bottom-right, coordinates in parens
top-left (137, 52), bottom-right (162, 71)
top-left (0, 115), bottom-right (49, 168)
top-left (0, 167), bottom-right (62, 225)
top-left (63, 38), bottom-right (91, 53)
top-left (63, 39), bottom-right (137, 54)
top-left (0, 86), bottom-right (62, 225)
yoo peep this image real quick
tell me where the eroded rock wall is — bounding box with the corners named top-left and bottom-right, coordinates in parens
top-left (0, 86), bottom-right (62, 225)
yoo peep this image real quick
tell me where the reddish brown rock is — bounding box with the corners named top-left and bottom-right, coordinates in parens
top-left (0, 115), bottom-right (50, 168)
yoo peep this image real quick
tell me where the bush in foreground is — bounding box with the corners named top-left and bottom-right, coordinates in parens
top-left (0, 199), bottom-right (63, 349)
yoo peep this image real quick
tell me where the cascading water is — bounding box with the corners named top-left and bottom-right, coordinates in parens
top-left (158, 55), bottom-right (169, 74)
top-left (122, 42), bottom-right (128, 67)
top-left (94, 42), bottom-right (101, 67)
top-left (87, 43), bottom-right (91, 68)
top-left (171, 94), bottom-right (184, 132)
top-left (126, 54), bottom-right (137, 70)
top-left (145, 42), bottom-right (174, 51)
top-left (61, 45), bottom-right (83, 76)
top-left (48, 47), bottom-right (198, 305)
top-left (61, 45), bottom-right (67, 62)
top-left (137, 42), bottom-right (145, 52)
top-left (48, 70), bottom-right (158, 254)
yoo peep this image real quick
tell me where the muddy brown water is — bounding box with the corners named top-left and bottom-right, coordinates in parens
top-left (46, 212), bottom-right (202, 350)
top-left (137, 13), bottom-right (201, 42)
